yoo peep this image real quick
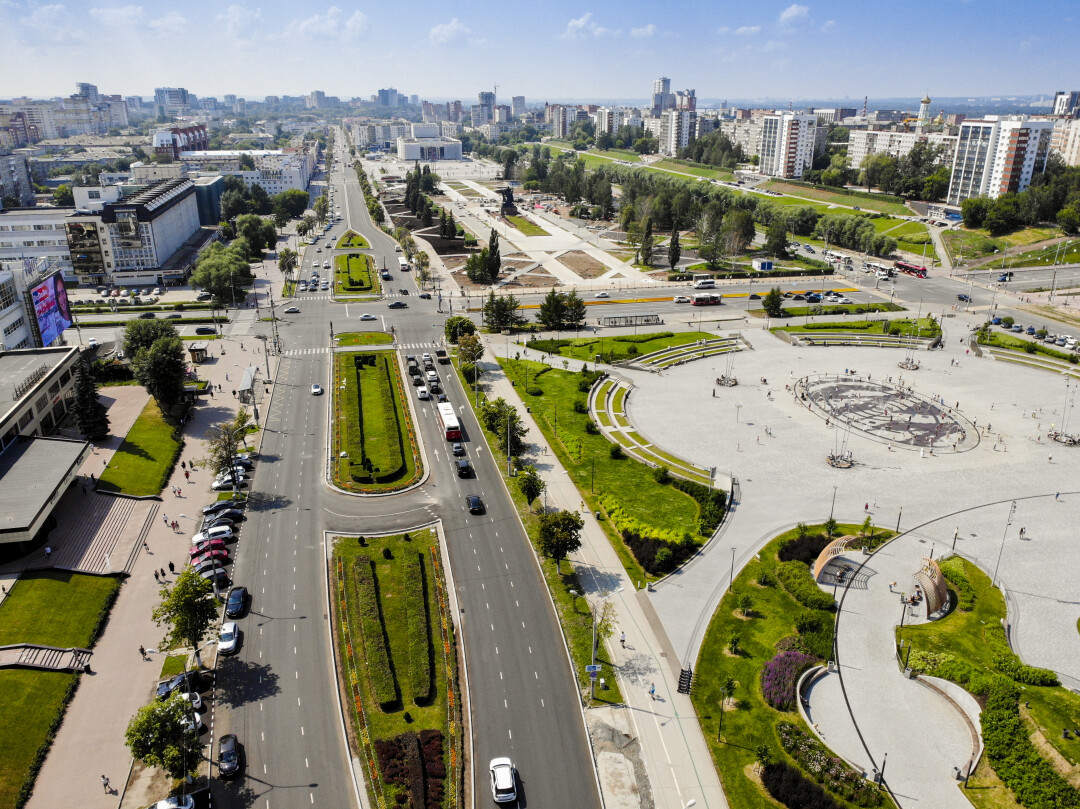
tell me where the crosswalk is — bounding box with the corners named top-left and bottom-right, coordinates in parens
top-left (282, 341), bottom-right (443, 357)
top-left (283, 347), bottom-right (332, 356)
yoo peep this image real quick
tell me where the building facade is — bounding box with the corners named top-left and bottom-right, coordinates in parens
top-left (1051, 118), bottom-right (1080, 166)
top-left (1053, 91), bottom-right (1080, 118)
top-left (847, 130), bottom-right (958, 168)
top-left (947, 116), bottom-right (1056, 205)
top-left (758, 112), bottom-right (817, 178)
top-left (0, 153), bottom-right (35, 207)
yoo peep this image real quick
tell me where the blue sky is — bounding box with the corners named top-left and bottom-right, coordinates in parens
top-left (1, 0), bottom-right (1078, 103)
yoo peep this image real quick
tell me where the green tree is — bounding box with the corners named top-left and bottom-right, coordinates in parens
top-left (537, 509), bottom-right (584, 573)
top-left (961, 197), bottom-right (992, 229)
top-left (313, 194), bottom-right (329, 224)
top-left (277, 248), bottom-right (298, 276)
top-left (296, 215), bottom-right (315, 237)
top-left (70, 357), bottom-right (110, 440)
top-left (249, 183), bottom-right (272, 215)
top-left (123, 318), bottom-right (180, 359)
top-left (458, 333), bottom-right (484, 365)
top-left (518, 466), bottom-right (546, 507)
top-left (738, 593), bottom-right (754, 617)
top-left (273, 188), bottom-right (310, 219)
top-left (487, 229), bottom-right (502, 283)
top-left (191, 243), bottom-right (251, 303)
top-left (639, 217), bottom-right (654, 265)
top-left (151, 568), bottom-right (219, 666)
top-left (124, 693), bottom-right (202, 780)
top-left (478, 397), bottom-right (528, 456)
top-left (764, 219), bottom-right (789, 258)
top-left (563, 289), bottom-right (586, 330)
top-left (1059, 202), bottom-right (1080, 235)
top-left (236, 214), bottom-right (272, 253)
top-left (220, 188), bottom-right (248, 221)
top-left (444, 315), bottom-right (476, 343)
top-left (132, 334), bottom-right (185, 407)
top-left (203, 412), bottom-right (251, 476)
top-left (464, 248), bottom-right (492, 285)
top-left (537, 288), bottom-right (567, 330)
top-left (52, 184), bottom-right (74, 206)
top-left (722, 210), bottom-right (756, 255)
top-left (824, 517), bottom-right (838, 538)
top-left (762, 287), bottom-right (784, 319)
top-left (667, 224), bottom-right (682, 268)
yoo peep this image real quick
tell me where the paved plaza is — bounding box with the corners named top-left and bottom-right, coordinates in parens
top-left (614, 313), bottom-right (1080, 806)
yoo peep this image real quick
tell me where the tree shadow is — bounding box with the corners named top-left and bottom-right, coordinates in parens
top-left (214, 657), bottom-right (282, 708)
top-left (245, 491), bottom-right (293, 512)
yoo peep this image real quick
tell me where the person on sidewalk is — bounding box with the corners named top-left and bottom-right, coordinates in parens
top-left (620, 632), bottom-right (626, 648)
top-left (138, 645), bottom-right (146, 659)
top-left (101, 775), bottom-right (110, 793)
top-left (649, 683), bottom-right (656, 700)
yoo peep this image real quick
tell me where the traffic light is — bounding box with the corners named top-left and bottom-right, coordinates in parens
top-left (677, 666), bottom-right (694, 695)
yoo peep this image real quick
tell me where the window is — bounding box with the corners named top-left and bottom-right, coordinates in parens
top-left (88, 190), bottom-right (101, 199)
top-left (18, 410), bottom-right (33, 429)
top-left (34, 395), bottom-right (48, 414)
top-left (59, 369), bottom-right (71, 385)
top-left (48, 381), bottom-right (60, 397)
top-left (3, 317), bottom-right (24, 337)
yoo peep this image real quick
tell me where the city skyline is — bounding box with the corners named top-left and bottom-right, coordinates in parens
top-left (1, 0), bottom-right (1078, 102)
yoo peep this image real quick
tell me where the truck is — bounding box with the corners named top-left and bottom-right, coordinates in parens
top-left (436, 349), bottom-right (450, 364)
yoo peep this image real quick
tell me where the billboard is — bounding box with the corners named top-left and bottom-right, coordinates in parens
top-left (30, 272), bottom-right (73, 347)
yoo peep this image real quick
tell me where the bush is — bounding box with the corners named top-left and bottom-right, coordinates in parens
top-left (1024, 342), bottom-right (1038, 354)
top-left (620, 529), bottom-right (699, 574)
top-left (609, 443), bottom-right (625, 459)
top-left (572, 399), bottom-right (588, 413)
top-left (761, 760), bottom-right (843, 809)
top-left (938, 557), bottom-right (974, 611)
top-left (795, 610), bottom-right (825, 634)
top-left (778, 532), bottom-right (832, 565)
top-left (776, 722), bottom-right (884, 806)
top-left (653, 465), bottom-right (671, 484)
top-left (402, 553), bottom-right (433, 705)
top-left (353, 556), bottom-right (399, 709)
top-left (670, 477), bottom-right (727, 535)
top-left (584, 421), bottom-right (600, 435)
top-left (761, 650), bottom-right (817, 710)
top-left (776, 561), bottom-right (836, 611)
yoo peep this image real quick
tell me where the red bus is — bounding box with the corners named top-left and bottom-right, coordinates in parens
top-left (437, 403), bottom-right (461, 440)
top-left (690, 293), bottom-right (723, 306)
top-left (894, 261), bottom-right (927, 278)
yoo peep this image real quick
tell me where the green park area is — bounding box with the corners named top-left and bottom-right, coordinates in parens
top-left (335, 230), bottom-right (370, 249)
top-left (943, 226), bottom-right (1061, 264)
top-left (692, 522), bottom-right (894, 809)
top-left (334, 252), bottom-right (378, 296)
top-left (444, 181), bottom-right (482, 197)
top-left (976, 326), bottom-right (1079, 362)
top-left (331, 528), bottom-right (461, 809)
top-left (997, 239), bottom-right (1080, 270)
top-left (757, 302), bottom-right (906, 319)
top-left (762, 181), bottom-right (911, 217)
top-left (650, 160), bottom-right (735, 181)
top-left (523, 331), bottom-right (705, 364)
top-left (505, 215), bottom-right (549, 237)
top-left (336, 332), bottom-right (395, 347)
top-left (776, 316), bottom-right (940, 338)
top-left (0, 571), bottom-right (121, 808)
top-left (592, 148), bottom-right (642, 162)
top-left (898, 557), bottom-right (1080, 809)
top-left (332, 351), bottom-right (421, 492)
top-left (97, 398), bottom-right (183, 496)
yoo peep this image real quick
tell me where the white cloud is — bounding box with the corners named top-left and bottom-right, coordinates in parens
top-left (763, 40), bottom-right (788, 52)
top-left (148, 10), bottom-right (188, 34)
top-left (717, 25), bottom-right (730, 33)
top-left (820, 19), bottom-right (835, 32)
top-left (560, 12), bottom-right (616, 40)
top-left (216, 4), bottom-right (262, 39)
top-left (429, 17), bottom-right (470, 44)
top-left (295, 6), bottom-right (367, 41)
top-left (630, 23), bottom-right (656, 38)
top-left (779, 4), bottom-right (809, 26)
top-left (89, 4), bottom-right (143, 26)
top-left (20, 4), bottom-right (85, 43)
top-left (734, 25), bottom-right (760, 35)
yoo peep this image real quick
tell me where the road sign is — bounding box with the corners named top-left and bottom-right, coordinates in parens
top-left (585, 664), bottom-right (602, 673)
top-left (589, 671), bottom-right (598, 680)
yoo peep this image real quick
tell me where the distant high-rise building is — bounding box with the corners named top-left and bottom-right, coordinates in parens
top-left (409, 94), bottom-right (419, 106)
top-left (947, 116), bottom-right (1056, 205)
top-left (658, 109), bottom-right (695, 156)
top-left (675, 89), bottom-right (696, 112)
top-left (154, 87), bottom-right (190, 117)
top-left (233, 98), bottom-right (246, 116)
top-left (758, 112), bottom-right (817, 179)
top-left (376, 88), bottom-right (399, 108)
top-left (595, 107), bottom-right (623, 138)
top-left (477, 91), bottom-right (495, 125)
top-left (550, 105), bottom-right (571, 139)
top-left (263, 96), bottom-right (280, 106)
top-left (1051, 118), bottom-right (1080, 166)
top-left (75, 83), bottom-right (99, 104)
top-left (651, 77), bottom-right (673, 116)
top-left (813, 108), bottom-right (857, 125)
top-left (512, 96), bottom-right (525, 118)
top-left (224, 94), bottom-right (237, 107)
top-left (306, 90), bottom-right (327, 109)
top-left (494, 105), bottom-right (511, 123)
top-left (1053, 90), bottom-right (1080, 118)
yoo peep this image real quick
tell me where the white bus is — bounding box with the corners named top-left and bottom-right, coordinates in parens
top-left (398, 257), bottom-right (410, 272)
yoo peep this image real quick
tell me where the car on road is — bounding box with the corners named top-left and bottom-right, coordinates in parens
top-left (456, 459), bottom-right (472, 478)
top-left (211, 478), bottom-right (248, 491)
top-left (418, 292), bottom-right (432, 299)
top-left (138, 312), bottom-right (156, 319)
top-left (218, 733), bottom-right (242, 778)
top-left (165, 313), bottom-right (182, 319)
top-left (748, 293), bottom-right (760, 300)
top-left (218, 622), bottom-right (239, 655)
top-left (179, 691), bottom-right (202, 710)
top-left (87, 338), bottom-right (99, 349)
top-left (195, 326), bottom-right (216, 335)
top-left (595, 291), bottom-right (609, 298)
top-left (489, 758), bottom-right (517, 803)
top-left (190, 540), bottom-right (227, 557)
top-left (192, 526), bottom-right (234, 544)
top-left (791, 294), bottom-right (805, 300)
top-left (225, 586), bottom-right (248, 618)
top-left (838, 297), bottom-right (854, 304)
top-left (155, 796), bottom-right (195, 809)
top-left (436, 393), bottom-right (449, 403)
top-left (359, 313), bottom-right (377, 321)
top-left (399, 288), bottom-right (410, 295)
top-left (311, 383), bottom-right (323, 396)
top-left (191, 549), bottom-right (230, 567)
top-left (673, 295), bottom-right (691, 303)
top-left (804, 245), bottom-right (815, 253)
top-left (417, 386), bottom-right (430, 400)
top-left (205, 510), bottom-right (244, 528)
top-left (1026, 326), bottom-right (1036, 335)
top-left (998, 272), bottom-right (1015, 282)
top-left (452, 443), bottom-right (465, 456)
top-left (203, 500), bottom-right (242, 515)
top-left (466, 494), bottom-right (484, 514)
top-left (957, 294), bottom-right (971, 302)
top-left (388, 301), bottom-right (408, 309)
top-left (284, 306), bottom-right (300, 313)
top-left (315, 247), bottom-right (321, 252)
top-left (1011, 325), bottom-right (1023, 332)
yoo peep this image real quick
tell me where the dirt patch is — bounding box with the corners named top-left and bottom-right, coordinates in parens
top-left (560, 250), bottom-right (610, 278)
top-left (506, 270), bottom-right (563, 288)
top-left (443, 256), bottom-right (469, 270)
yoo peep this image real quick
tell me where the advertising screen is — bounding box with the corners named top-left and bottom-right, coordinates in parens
top-left (30, 272), bottom-right (73, 347)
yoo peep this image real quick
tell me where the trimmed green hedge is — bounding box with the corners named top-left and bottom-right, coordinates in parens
top-left (353, 556), bottom-right (398, 709)
top-left (939, 557), bottom-right (974, 611)
top-left (982, 679), bottom-right (1080, 809)
top-left (347, 354), bottom-right (407, 484)
top-left (402, 553), bottom-right (433, 706)
top-left (776, 561), bottom-right (836, 612)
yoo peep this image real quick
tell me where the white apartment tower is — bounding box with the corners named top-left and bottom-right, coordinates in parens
top-left (550, 106), bottom-right (571, 139)
top-left (1053, 91), bottom-right (1080, 118)
top-left (595, 108), bottom-right (624, 138)
top-left (758, 112), bottom-right (817, 179)
top-left (511, 96), bottom-right (525, 118)
top-left (658, 109), bottom-right (695, 156)
top-left (946, 116), bottom-right (1056, 206)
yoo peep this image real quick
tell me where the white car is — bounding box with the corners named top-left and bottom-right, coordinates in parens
top-left (359, 313), bottom-right (377, 322)
top-left (311, 383), bottom-right (324, 396)
top-left (489, 757), bottom-right (517, 803)
top-left (838, 297), bottom-right (854, 304)
top-left (218, 622), bottom-right (239, 655)
top-left (191, 526), bottom-right (234, 544)
top-left (595, 291), bottom-right (609, 298)
top-left (417, 386), bottom-right (430, 400)
top-left (323, 261), bottom-right (330, 269)
top-left (179, 691), bottom-right (202, 710)
top-left (212, 479), bottom-right (248, 491)
top-left (673, 296), bottom-right (690, 303)
top-left (155, 797), bottom-right (195, 809)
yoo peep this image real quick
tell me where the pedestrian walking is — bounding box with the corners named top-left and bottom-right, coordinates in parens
top-left (177, 488), bottom-right (181, 497)
top-left (1019, 527), bottom-right (1026, 540)
top-left (1055, 492), bottom-right (1060, 500)
top-left (138, 645), bottom-right (146, 659)
top-left (160, 568), bottom-right (166, 578)
top-left (181, 461), bottom-right (186, 470)
top-left (649, 683), bottom-right (656, 700)
top-left (162, 514), bottom-right (169, 526)
top-left (1049, 454), bottom-right (1054, 463)
top-left (143, 541), bottom-right (150, 552)
top-left (620, 632), bottom-right (626, 648)
top-left (168, 561), bottom-right (175, 573)
top-left (184, 470), bottom-right (190, 481)
top-left (154, 570), bottom-right (159, 582)
top-left (864, 502), bottom-right (869, 512)
top-left (101, 775), bottom-right (110, 793)
top-left (44, 546), bottom-right (51, 558)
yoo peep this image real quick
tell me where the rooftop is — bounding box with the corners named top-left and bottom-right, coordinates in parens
top-left (0, 436), bottom-right (88, 535)
top-left (0, 347), bottom-right (77, 414)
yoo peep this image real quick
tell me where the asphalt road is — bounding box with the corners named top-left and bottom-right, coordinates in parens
top-left (210, 142), bottom-right (601, 809)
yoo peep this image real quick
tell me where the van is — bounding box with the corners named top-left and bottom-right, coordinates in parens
top-left (876, 270), bottom-right (890, 280)
top-left (692, 279), bottom-right (716, 289)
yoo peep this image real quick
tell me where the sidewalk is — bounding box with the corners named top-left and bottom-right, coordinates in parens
top-left (478, 334), bottom-right (728, 809)
top-left (25, 309), bottom-right (275, 809)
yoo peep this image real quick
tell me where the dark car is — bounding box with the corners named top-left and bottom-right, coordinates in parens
top-left (212, 508), bottom-right (245, 524)
top-left (193, 558), bottom-right (228, 576)
top-left (436, 394), bottom-right (449, 403)
top-left (457, 460), bottom-right (473, 478)
top-left (218, 733), bottom-right (242, 778)
top-left (399, 288), bottom-right (410, 295)
top-left (137, 311), bottom-right (156, 319)
top-left (429, 382), bottom-right (442, 394)
top-left (165, 313), bottom-right (182, 319)
top-left (418, 292), bottom-right (432, 299)
top-left (195, 326), bottom-right (216, 335)
top-left (792, 293), bottom-right (806, 300)
top-left (156, 670), bottom-right (204, 700)
top-left (202, 516), bottom-right (236, 532)
top-left (411, 375), bottom-right (424, 387)
top-left (957, 294), bottom-right (971, 302)
top-left (388, 301), bottom-right (408, 309)
top-left (199, 567), bottom-right (230, 587)
top-left (466, 494), bottom-right (484, 514)
top-left (202, 499), bottom-right (242, 515)
top-left (225, 586), bottom-right (248, 618)
top-left (748, 293), bottom-right (760, 300)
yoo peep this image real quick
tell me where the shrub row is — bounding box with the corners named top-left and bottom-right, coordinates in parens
top-left (776, 561), bottom-right (836, 612)
top-left (669, 477), bottom-right (727, 535)
top-left (761, 650), bottom-right (817, 710)
top-left (986, 625), bottom-right (1059, 686)
top-left (778, 532), bottom-right (833, 566)
top-left (598, 494), bottom-right (683, 543)
top-left (938, 557), bottom-right (974, 610)
top-left (795, 609), bottom-right (835, 659)
top-left (402, 553), bottom-right (434, 706)
top-left (761, 760), bottom-right (843, 809)
top-left (612, 331), bottom-right (675, 344)
top-left (353, 556), bottom-right (398, 709)
top-left (419, 729), bottom-right (447, 809)
top-left (349, 355), bottom-right (406, 484)
top-left (906, 650), bottom-right (1002, 698)
top-left (373, 730), bottom-right (446, 809)
top-left (776, 179), bottom-right (905, 205)
top-left (776, 722), bottom-right (884, 807)
top-left (621, 531), bottom-right (699, 574)
top-left (798, 320), bottom-right (883, 331)
top-left (403, 731), bottom-right (426, 808)
top-left (982, 678), bottom-right (1080, 809)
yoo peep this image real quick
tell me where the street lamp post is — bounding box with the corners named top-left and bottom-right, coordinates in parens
top-left (992, 501), bottom-right (1017, 587)
top-left (729, 546), bottom-right (736, 592)
top-left (829, 485), bottom-right (838, 521)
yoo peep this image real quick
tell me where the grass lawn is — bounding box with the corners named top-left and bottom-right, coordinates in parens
top-left (505, 215), bottom-right (549, 237)
top-left (777, 316), bottom-right (939, 338)
top-left (452, 359), bottom-right (626, 702)
top-left (944, 226), bottom-right (1061, 264)
top-left (650, 160), bottom-right (734, 181)
top-left (334, 253), bottom-right (378, 296)
top-left (1000, 240), bottom-right (1080, 269)
top-left (332, 351), bottom-right (421, 492)
top-left (97, 398), bottom-right (182, 497)
top-left (336, 332), bottom-right (395, 346)
top-left (898, 557), bottom-right (1080, 770)
top-left (160, 654), bottom-right (188, 678)
top-left (335, 230), bottom-right (370, 249)
top-left (500, 358), bottom-right (706, 579)
top-left (592, 148), bottom-right (642, 162)
top-left (521, 331), bottom-right (705, 363)
top-left (692, 523), bottom-right (894, 809)
top-left (763, 182), bottom-right (910, 216)
top-left (0, 570), bottom-right (120, 648)
top-left (0, 670), bottom-right (76, 809)
top-left (331, 529), bottom-right (461, 808)
top-left (977, 329), bottom-right (1077, 361)
top-left (759, 302), bottom-right (906, 319)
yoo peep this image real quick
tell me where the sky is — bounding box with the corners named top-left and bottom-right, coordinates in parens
top-left (1, 0), bottom-right (1078, 104)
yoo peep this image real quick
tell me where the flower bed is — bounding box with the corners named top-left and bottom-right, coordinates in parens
top-left (777, 723), bottom-right (883, 807)
top-left (761, 651), bottom-right (816, 711)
